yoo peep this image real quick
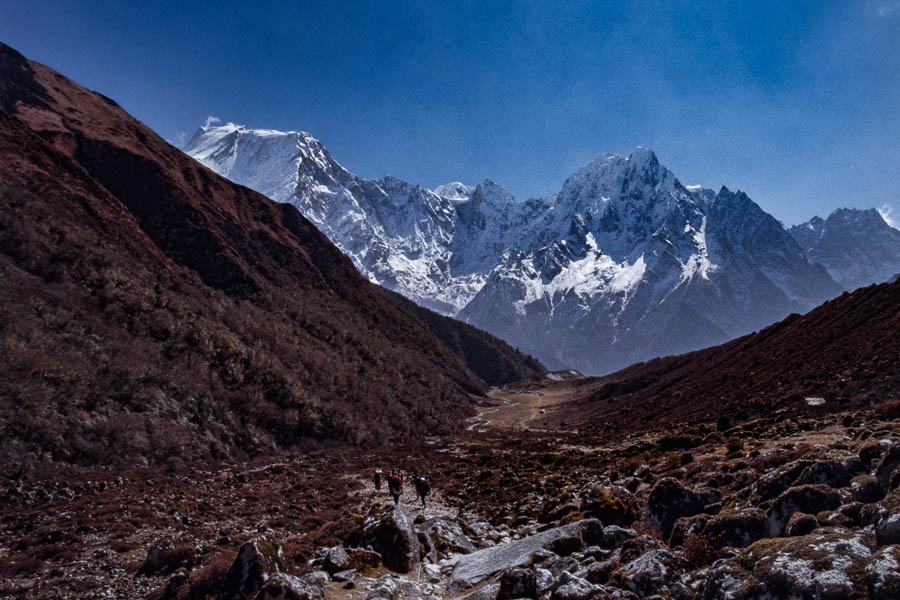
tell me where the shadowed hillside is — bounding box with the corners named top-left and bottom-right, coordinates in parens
top-left (0, 42), bottom-right (494, 468)
top-left (556, 278), bottom-right (900, 430)
top-left (377, 287), bottom-right (545, 386)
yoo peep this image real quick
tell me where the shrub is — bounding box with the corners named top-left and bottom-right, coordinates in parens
top-left (725, 437), bottom-right (744, 455)
top-left (683, 532), bottom-right (720, 567)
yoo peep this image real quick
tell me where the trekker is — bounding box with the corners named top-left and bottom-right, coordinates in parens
top-left (387, 469), bottom-right (404, 505)
top-left (413, 474), bottom-right (430, 508)
top-left (372, 468), bottom-right (383, 491)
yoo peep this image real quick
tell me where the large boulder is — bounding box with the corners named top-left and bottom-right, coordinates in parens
top-left (364, 507), bottom-right (420, 573)
top-left (767, 484), bottom-right (841, 537)
top-left (867, 545), bottom-right (900, 600)
top-left (694, 528), bottom-right (875, 600)
top-left (219, 537), bottom-right (285, 600)
top-left (645, 478), bottom-right (704, 538)
top-left (418, 517), bottom-right (477, 556)
top-left (448, 520), bottom-right (600, 594)
top-left (738, 529), bottom-right (874, 600)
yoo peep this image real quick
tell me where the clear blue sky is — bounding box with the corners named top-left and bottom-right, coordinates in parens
top-left (2, 0), bottom-right (899, 226)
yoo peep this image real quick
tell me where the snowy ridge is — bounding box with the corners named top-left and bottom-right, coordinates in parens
top-left (185, 124), bottom-right (849, 374)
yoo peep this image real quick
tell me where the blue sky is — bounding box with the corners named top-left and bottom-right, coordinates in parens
top-left (2, 0), bottom-right (899, 226)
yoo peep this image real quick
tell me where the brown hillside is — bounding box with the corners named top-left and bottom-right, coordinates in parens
top-left (0, 42), bottom-right (487, 468)
top-left (557, 278), bottom-right (900, 430)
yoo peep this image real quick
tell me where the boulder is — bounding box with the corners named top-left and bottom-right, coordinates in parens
top-left (752, 460), bottom-right (812, 502)
top-left (851, 474), bottom-right (885, 504)
top-left (608, 549), bottom-right (689, 597)
top-left (704, 509), bottom-right (768, 548)
top-left (581, 486), bottom-right (636, 526)
top-left (597, 525), bottom-right (637, 550)
top-left (858, 439), bottom-right (891, 464)
top-left (861, 488), bottom-right (900, 546)
top-left (219, 537), bottom-right (285, 600)
top-left (767, 484), bottom-right (841, 536)
top-left (738, 529), bottom-right (874, 600)
top-left (551, 571), bottom-right (597, 600)
top-left (252, 573), bottom-right (323, 600)
top-left (448, 520), bottom-right (599, 593)
top-left (418, 517), bottom-right (477, 556)
top-left (323, 546), bottom-right (349, 574)
top-left (867, 545), bottom-right (900, 600)
top-left (876, 443), bottom-right (900, 492)
top-left (367, 507), bottom-right (420, 573)
top-left (669, 514), bottom-right (710, 548)
top-left (784, 512), bottom-right (818, 537)
top-left (497, 567), bottom-right (536, 600)
top-left (645, 478), bottom-right (704, 538)
top-left (793, 456), bottom-right (866, 489)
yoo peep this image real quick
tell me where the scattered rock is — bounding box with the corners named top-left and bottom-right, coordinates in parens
top-left (645, 478), bottom-right (703, 538)
top-left (704, 509), bottom-right (768, 548)
top-left (851, 474), bottom-right (885, 504)
top-left (219, 537), bottom-right (285, 600)
top-left (785, 512), bottom-right (818, 537)
top-left (498, 567), bottom-right (536, 600)
top-left (551, 571), bottom-right (597, 600)
top-left (609, 549), bottom-right (689, 597)
top-left (767, 484), bottom-right (841, 536)
top-left (867, 545), bottom-right (900, 600)
top-left (323, 546), bottom-right (349, 574)
top-left (253, 573), bottom-right (323, 600)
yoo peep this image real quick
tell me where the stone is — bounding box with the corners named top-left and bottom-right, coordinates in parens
top-left (704, 509), bottom-right (768, 548)
top-left (738, 529), bottom-right (875, 600)
top-left (448, 520), bottom-right (597, 593)
top-left (784, 512), bottom-right (818, 537)
top-left (551, 571), bottom-right (597, 600)
top-left (368, 507), bottom-right (420, 573)
top-left (793, 456), bottom-right (866, 489)
top-left (859, 439), bottom-right (891, 464)
top-left (323, 546), bottom-right (349, 574)
top-left (645, 478), bottom-right (704, 538)
top-left (867, 545), bottom-right (900, 600)
top-left (419, 517), bottom-right (477, 555)
top-left (498, 567), bottom-right (536, 600)
top-left (668, 514), bottom-right (710, 547)
top-left (252, 573), bottom-right (323, 600)
top-left (752, 460), bottom-right (812, 502)
top-left (608, 549), bottom-right (689, 597)
top-left (580, 486), bottom-right (636, 526)
top-left (597, 525), bottom-right (637, 550)
top-left (220, 537), bottom-right (285, 600)
top-left (876, 443), bottom-right (900, 492)
top-left (767, 484), bottom-right (841, 536)
top-left (365, 575), bottom-right (397, 600)
top-left (851, 474), bottom-right (885, 503)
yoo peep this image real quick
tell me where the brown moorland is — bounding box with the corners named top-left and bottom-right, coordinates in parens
top-left (0, 41), bottom-right (541, 470)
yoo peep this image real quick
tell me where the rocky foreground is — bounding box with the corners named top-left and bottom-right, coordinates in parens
top-left (3, 401), bottom-right (900, 599)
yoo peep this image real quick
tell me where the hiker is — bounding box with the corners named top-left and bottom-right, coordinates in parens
top-left (372, 468), bottom-right (383, 491)
top-left (413, 474), bottom-right (430, 508)
top-left (387, 469), bottom-right (404, 505)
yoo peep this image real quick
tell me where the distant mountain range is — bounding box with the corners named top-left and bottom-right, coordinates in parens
top-left (186, 124), bottom-right (899, 374)
top-left (789, 208), bottom-right (900, 292)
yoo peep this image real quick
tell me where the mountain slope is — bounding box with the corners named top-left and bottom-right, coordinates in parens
top-left (376, 287), bottom-right (545, 386)
top-left (556, 278), bottom-right (900, 430)
top-left (0, 42), bottom-right (494, 466)
top-left (186, 127), bottom-right (844, 375)
top-left (789, 208), bottom-right (900, 291)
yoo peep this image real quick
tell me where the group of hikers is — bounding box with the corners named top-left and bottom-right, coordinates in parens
top-left (372, 468), bottom-right (430, 507)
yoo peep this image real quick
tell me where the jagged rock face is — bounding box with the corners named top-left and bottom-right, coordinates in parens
top-left (790, 208), bottom-right (900, 292)
top-left (186, 127), bottom-right (844, 374)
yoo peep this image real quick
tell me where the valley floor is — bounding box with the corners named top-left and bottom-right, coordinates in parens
top-left (2, 378), bottom-right (900, 599)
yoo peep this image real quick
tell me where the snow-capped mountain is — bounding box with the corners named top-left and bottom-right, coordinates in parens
top-left (789, 208), bottom-right (900, 292)
top-left (184, 123), bottom-right (844, 374)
